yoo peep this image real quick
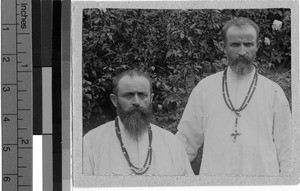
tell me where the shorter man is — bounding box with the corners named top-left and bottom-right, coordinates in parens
top-left (84, 70), bottom-right (193, 175)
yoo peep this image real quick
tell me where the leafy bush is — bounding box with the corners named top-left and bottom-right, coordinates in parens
top-left (82, 8), bottom-right (291, 174)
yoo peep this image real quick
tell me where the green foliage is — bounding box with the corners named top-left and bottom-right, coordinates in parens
top-left (82, 8), bottom-right (291, 174)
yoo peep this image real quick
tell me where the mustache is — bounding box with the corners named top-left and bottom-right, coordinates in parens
top-left (126, 105), bottom-right (151, 114)
top-left (233, 56), bottom-right (252, 63)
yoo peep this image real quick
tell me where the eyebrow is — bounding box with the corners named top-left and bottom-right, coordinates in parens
top-left (230, 41), bottom-right (254, 45)
top-left (122, 91), bottom-right (148, 95)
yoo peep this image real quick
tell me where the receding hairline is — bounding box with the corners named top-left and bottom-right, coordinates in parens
top-left (226, 24), bottom-right (258, 39)
top-left (112, 70), bottom-right (153, 95)
top-left (222, 17), bottom-right (260, 42)
top-left (118, 74), bottom-right (151, 87)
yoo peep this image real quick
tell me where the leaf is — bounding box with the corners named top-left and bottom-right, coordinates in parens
top-left (86, 93), bottom-right (92, 99)
top-left (107, 33), bottom-right (113, 41)
top-left (179, 88), bottom-right (186, 94)
top-left (190, 23), bottom-right (196, 29)
top-left (163, 84), bottom-right (171, 91)
top-left (195, 29), bottom-right (202, 34)
top-left (180, 33), bottom-right (185, 39)
top-left (166, 50), bottom-right (173, 58)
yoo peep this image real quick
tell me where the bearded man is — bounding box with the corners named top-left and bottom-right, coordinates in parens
top-left (176, 17), bottom-right (292, 176)
top-left (83, 70), bottom-right (193, 175)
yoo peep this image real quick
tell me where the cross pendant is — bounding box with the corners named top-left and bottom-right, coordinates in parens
top-left (231, 130), bottom-right (241, 142)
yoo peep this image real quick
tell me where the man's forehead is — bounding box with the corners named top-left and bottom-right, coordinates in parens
top-left (117, 75), bottom-right (151, 92)
top-left (226, 25), bottom-right (257, 40)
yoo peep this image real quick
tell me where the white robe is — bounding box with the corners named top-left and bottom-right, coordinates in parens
top-left (176, 67), bottom-right (292, 176)
top-left (83, 117), bottom-right (194, 175)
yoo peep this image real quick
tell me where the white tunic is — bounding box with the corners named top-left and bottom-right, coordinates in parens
top-left (84, 117), bottom-right (194, 175)
top-left (176, 67), bottom-right (292, 176)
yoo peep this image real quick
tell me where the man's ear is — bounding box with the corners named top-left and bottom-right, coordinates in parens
top-left (150, 93), bottom-right (154, 103)
top-left (257, 40), bottom-right (262, 50)
top-left (110, 94), bottom-right (118, 107)
top-left (219, 41), bottom-right (225, 52)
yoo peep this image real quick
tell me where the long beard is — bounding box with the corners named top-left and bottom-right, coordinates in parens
top-left (229, 56), bottom-right (254, 76)
top-left (117, 103), bottom-right (152, 139)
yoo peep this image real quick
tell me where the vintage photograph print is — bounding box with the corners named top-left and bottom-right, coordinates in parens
top-left (71, 0), bottom-right (299, 188)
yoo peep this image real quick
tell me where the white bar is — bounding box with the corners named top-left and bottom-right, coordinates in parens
top-left (33, 135), bottom-right (43, 191)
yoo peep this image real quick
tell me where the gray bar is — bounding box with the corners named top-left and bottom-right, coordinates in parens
top-left (42, 67), bottom-right (52, 134)
top-left (43, 134), bottom-right (53, 191)
top-left (62, 0), bottom-right (71, 191)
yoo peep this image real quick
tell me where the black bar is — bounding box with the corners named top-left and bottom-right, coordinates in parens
top-left (41, 0), bottom-right (53, 67)
top-left (53, 0), bottom-right (62, 190)
top-left (32, 0), bottom-right (42, 136)
top-left (32, 0), bottom-right (41, 68)
top-left (33, 68), bottom-right (42, 135)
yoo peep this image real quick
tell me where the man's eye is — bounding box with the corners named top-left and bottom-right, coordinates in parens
top-left (244, 43), bottom-right (254, 47)
top-left (124, 94), bottom-right (133, 98)
top-left (231, 43), bottom-right (240, 47)
top-left (138, 93), bottom-right (147, 98)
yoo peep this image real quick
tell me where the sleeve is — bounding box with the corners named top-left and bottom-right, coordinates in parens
top-left (174, 135), bottom-right (194, 175)
top-left (273, 86), bottom-right (292, 175)
top-left (176, 86), bottom-right (205, 162)
top-left (83, 134), bottom-right (94, 175)
top-left (182, 147), bottom-right (195, 175)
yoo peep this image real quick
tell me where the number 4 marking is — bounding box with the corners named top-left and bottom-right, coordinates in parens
top-left (3, 117), bottom-right (10, 122)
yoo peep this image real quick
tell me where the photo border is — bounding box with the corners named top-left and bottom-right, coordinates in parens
top-left (71, 0), bottom-right (300, 187)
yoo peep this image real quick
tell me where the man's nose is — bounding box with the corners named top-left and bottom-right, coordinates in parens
top-left (238, 46), bottom-right (247, 56)
top-left (132, 94), bottom-right (140, 106)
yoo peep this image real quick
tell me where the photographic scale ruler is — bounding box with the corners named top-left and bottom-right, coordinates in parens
top-left (1, 0), bottom-right (32, 190)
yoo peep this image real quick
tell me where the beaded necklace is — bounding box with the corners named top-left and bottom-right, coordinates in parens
top-left (222, 67), bottom-right (258, 142)
top-left (115, 117), bottom-right (152, 175)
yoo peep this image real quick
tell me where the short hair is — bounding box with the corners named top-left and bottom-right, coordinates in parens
top-left (112, 69), bottom-right (153, 95)
top-left (221, 17), bottom-right (260, 43)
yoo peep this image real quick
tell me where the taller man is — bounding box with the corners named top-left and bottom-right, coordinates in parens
top-left (176, 17), bottom-right (292, 176)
